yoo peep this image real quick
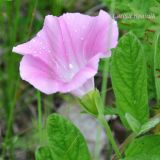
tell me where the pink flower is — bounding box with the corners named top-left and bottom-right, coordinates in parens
top-left (12, 10), bottom-right (118, 97)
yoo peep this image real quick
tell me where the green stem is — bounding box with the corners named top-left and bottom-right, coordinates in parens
top-left (28, 0), bottom-right (38, 37)
top-left (112, 133), bottom-right (136, 160)
top-left (98, 115), bottom-right (122, 159)
top-left (52, 0), bottom-right (62, 16)
top-left (37, 91), bottom-right (43, 144)
top-left (2, 105), bottom-right (15, 158)
top-left (2, 78), bottom-right (20, 159)
top-left (101, 58), bottom-right (110, 103)
top-left (120, 133), bottom-right (136, 153)
top-left (154, 32), bottom-right (160, 105)
top-left (94, 126), bottom-right (103, 160)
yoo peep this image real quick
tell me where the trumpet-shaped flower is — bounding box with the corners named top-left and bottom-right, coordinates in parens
top-left (12, 10), bottom-right (118, 97)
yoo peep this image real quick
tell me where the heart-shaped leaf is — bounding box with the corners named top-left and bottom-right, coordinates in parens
top-left (111, 32), bottom-right (149, 128)
top-left (35, 114), bottom-right (91, 160)
top-left (123, 135), bottom-right (160, 160)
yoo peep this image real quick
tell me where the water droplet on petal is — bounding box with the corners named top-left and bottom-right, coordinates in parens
top-left (82, 25), bottom-right (86, 29)
top-left (80, 37), bottom-right (84, 40)
top-left (69, 63), bottom-right (73, 69)
top-left (37, 32), bottom-right (42, 37)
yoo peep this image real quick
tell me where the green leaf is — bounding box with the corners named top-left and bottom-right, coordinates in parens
top-left (78, 89), bottom-right (105, 117)
top-left (125, 113), bottom-right (141, 133)
top-left (36, 146), bottom-right (53, 160)
top-left (78, 89), bottom-right (99, 116)
top-left (47, 114), bottom-right (91, 160)
top-left (104, 106), bottom-right (118, 115)
top-left (144, 42), bottom-right (156, 100)
top-left (102, 0), bottom-right (130, 12)
top-left (129, 0), bottom-right (152, 13)
top-left (103, 0), bottom-right (159, 38)
top-left (154, 32), bottom-right (160, 104)
top-left (35, 114), bottom-right (91, 160)
top-left (123, 135), bottom-right (160, 160)
top-left (138, 115), bottom-right (160, 135)
top-left (111, 32), bottom-right (149, 128)
top-left (122, 154), bottom-right (160, 160)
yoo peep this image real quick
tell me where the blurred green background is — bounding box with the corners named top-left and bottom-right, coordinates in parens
top-left (0, 0), bottom-right (160, 159)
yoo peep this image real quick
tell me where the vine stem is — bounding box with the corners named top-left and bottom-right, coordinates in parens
top-left (37, 91), bottom-right (43, 144)
top-left (112, 133), bottom-right (136, 160)
top-left (101, 58), bottom-right (110, 104)
top-left (98, 115), bottom-right (122, 159)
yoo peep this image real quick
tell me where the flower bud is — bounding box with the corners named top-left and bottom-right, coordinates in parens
top-left (79, 89), bottom-right (103, 116)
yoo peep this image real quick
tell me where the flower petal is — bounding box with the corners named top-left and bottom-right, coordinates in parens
top-left (13, 10), bottom-right (118, 96)
top-left (61, 10), bottom-right (118, 61)
top-left (20, 52), bottom-right (102, 96)
top-left (20, 55), bottom-right (60, 94)
top-left (12, 15), bottom-right (71, 73)
top-left (71, 78), bottom-right (94, 97)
